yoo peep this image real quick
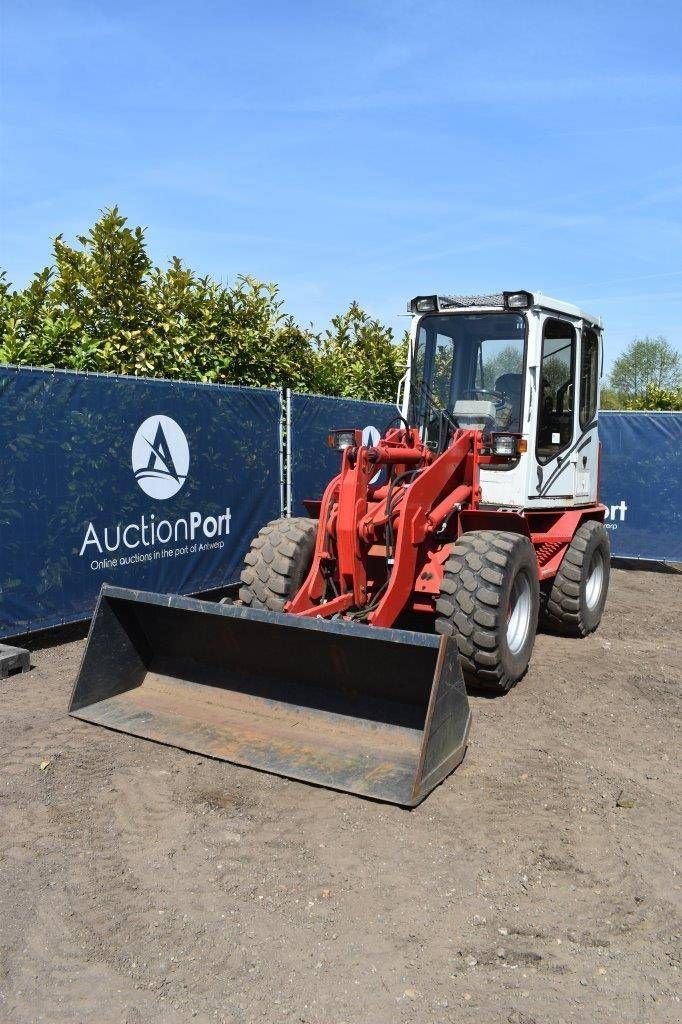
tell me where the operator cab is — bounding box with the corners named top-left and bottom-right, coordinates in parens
top-left (404, 290), bottom-right (603, 510)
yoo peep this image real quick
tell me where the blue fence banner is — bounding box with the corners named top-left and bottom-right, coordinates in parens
top-left (600, 411), bottom-right (681, 563)
top-left (0, 367), bottom-right (282, 638)
top-left (288, 392), bottom-right (397, 514)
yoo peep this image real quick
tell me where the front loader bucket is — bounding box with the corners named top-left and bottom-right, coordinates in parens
top-left (69, 584), bottom-right (471, 807)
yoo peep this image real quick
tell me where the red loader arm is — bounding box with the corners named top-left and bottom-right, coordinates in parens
top-left (286, 427), bottom-right (480, 626)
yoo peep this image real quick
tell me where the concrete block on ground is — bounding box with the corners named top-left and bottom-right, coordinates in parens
top-left (0, 644), bottom-right (31, 678)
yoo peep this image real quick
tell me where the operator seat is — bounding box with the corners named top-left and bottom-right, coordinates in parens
top-left (494, 373), bottom-right (523, 432)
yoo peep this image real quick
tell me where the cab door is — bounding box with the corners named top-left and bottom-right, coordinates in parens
top-left (529, 316), bottom-right (579, 500)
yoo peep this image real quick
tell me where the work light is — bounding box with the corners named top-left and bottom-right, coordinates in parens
top-left (491, 434), bottom-right (528, 457)
top-left (326, 428), bottom-right (358, 450)
top-left (503, 290), bottom-right (533, 310)
top-left (409, 295), bottom-right (439, 313)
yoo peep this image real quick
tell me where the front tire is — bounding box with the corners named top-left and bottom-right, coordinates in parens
top-left (435, 531), bottom-right (540, 694)
top-left (239, 517), bottom-right (317, 612)
top-left (540, 520), bottom-right (610, 636)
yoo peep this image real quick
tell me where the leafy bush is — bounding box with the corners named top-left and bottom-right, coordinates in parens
top-left (630, 385), bottom-right (682, 411)
top-left (0, 208), bottom-right (405, 403)
top-left (314, 301), bottom-right (407, 401)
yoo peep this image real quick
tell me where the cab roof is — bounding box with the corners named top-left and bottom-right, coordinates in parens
top-left (410, 292), bottom-right (602, 328)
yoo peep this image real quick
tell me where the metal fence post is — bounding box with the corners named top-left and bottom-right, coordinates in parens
top-left (285, 389), bottom-right (292, 517)
top-left (278, 388), bottom-right (286, 518)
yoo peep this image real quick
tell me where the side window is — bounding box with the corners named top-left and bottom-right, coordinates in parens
top-left (537, 318), bottom-right (576, 462)
top-left (411, 323), bottom-right (456, 449)
top-left (579, 327), bottom-right (599, 429)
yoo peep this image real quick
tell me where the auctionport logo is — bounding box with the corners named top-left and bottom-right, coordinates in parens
top-left (132, 415), bottom-right (189, 499)
top-left (78, 412), bottom-right (231, 570)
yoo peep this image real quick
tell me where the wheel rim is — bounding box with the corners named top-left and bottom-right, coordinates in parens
top-left (507, 571), bottom-right (532, 655)
top-left (585, 548), bottom-right (605, 609)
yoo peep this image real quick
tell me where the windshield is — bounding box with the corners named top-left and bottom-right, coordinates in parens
top-left (409, 312), bottom-right (526, 447)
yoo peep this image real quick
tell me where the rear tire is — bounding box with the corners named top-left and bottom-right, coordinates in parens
top-left (435, 531), bottom-right (540, 694)
top-left (239, 517), bottom-right (317, 612)
top-left (540, 520), bottom-right (610, 637)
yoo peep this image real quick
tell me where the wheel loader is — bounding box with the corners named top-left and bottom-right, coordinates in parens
top-left (70, 290), bottom-right (611, 806)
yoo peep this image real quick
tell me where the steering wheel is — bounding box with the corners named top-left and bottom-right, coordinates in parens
top-left (461, 387), bottom-right (506, 410)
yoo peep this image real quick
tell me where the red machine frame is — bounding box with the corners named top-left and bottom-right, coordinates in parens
top-left (286, 427), bottom-right (605, 627)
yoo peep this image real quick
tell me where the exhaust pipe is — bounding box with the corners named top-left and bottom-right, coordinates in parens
top-left (70, 585), bottom-right (471, 807)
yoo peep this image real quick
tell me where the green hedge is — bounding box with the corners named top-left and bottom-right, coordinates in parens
top-left (0, 208), bottom-right (407, 403)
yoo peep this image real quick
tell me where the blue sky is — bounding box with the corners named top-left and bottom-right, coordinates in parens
top-left (1, 0), bottom-right (681, 370)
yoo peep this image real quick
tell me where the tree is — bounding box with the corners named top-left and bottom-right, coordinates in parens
top-left (609, 336), bottom-right (680, 400)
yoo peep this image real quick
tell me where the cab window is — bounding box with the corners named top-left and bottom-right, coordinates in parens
top-left (579, 327), bottom-right (599, 429)
top-left (537, 318), bottom-right (576, 462)
top-left (410, 313), bottom-right (525, 447)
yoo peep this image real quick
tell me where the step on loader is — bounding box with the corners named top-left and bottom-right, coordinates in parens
top-left (70, 291), bottom-right (611, 806)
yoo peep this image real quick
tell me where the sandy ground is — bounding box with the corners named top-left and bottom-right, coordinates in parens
top-left (0, 567), bottom-right (680, 1024)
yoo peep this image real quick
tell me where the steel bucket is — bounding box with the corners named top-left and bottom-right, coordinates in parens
top-left (69, 585), bottom-right (471, 806)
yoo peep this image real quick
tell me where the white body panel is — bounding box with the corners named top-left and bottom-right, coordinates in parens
top-left (401, 294), bottom-right (603, 511)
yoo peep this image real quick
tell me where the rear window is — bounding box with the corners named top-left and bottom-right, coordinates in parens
top-left (579, 327), bottom-right (599, 429)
